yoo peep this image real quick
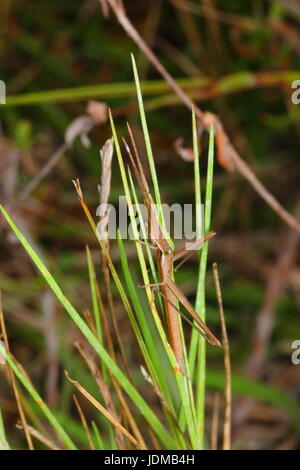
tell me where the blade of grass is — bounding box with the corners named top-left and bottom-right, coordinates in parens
top-left (5, 78), bottom-right (199, 106)
top-left (75, 340), bottom-right (132, 449)
top-left (188, 107), bottom-right (203, 380)
top-left (66, 372), bottom-right (141, 448)
top-left (131, 54), bottom-right (173, 248)
top-left (16, 423), bottom-right (61, 450)
top-left (86, 246), bottom-right (103, 343)
top-left (195, 126), bottom-right (215, 448)
top-left (73, 394), bottom-right (95, 450)
top-left (5, 71), bottom-right (300, 107)
top-left (91, 421), bottom-right (104, 450)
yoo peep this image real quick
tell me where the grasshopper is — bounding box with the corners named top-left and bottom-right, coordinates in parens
top-left (124, 125), bottom-right (221, 371)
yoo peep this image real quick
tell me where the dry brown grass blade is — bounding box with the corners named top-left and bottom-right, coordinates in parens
top-left (111, 380), bottom-right (147, 450)
top-left (103, 0), bottom-right (300, 234)
top-left (73, 394), bottom-right (95, 450)
top-left (83, 308), bottom-right (97, 336)
top-left (0, 291), bottom-right (34, 450)
top-left (213, 263), bottom-right (231, 450)
top-left (99, 138), bottom-right (114, 235)
top-left (65, 370), bottom-right (140, 448)
top-left (99, 138), bottom-right (133, 383)
top-left (211, 392), bottom-right (220, 450)
top-left (88, 254), bottom-right (116, 359)
top-left (126, 123), bottom-right (152, 203)
top-left (75, 340), bottom-right (147, 450)
top-left (41, 290), bottom-right (59, 408)
top-left (75, 340), bottom-right (125, 449)
top-left (16, 423), bottom-right (61, 450)
top-left (140, 365), bottom-right (173, 418)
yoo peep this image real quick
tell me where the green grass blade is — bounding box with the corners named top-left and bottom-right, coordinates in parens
top-left (5, 77), bottom-right (208, 106)
top-left (86, 245), bottom-right (102, 342)
top-left (195, 126), bottom-right (215, 448)
top-left (131, 54), bottom-right (161, 209)
top-left (131, 54), bottom-right (173, 249)
top-left (116, 231), bottom-right (161, 384)
top-left (91, 421), bottom-right (104, 450)
top-left (188, 107), bottom-right (202, 380)
top-left (5, 71), bottom-right (300, 107)
top-left (177, 107), bottom-right (203, 436)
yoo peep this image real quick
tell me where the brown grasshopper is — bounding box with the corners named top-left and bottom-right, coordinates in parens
top-left (123, 125), bottom-right (221, 370)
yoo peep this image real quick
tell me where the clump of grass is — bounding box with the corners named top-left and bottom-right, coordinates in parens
top-left (0, 59), bottom-right (216, 448)
top-left (5, 57), bottom-right (298, 450)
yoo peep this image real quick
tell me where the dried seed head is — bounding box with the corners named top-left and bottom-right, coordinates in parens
top-left (86, 101), bottom-right (108, 125)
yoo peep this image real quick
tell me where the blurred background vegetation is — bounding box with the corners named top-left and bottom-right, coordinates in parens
top-left (0, 0), bottom-right (300, 450)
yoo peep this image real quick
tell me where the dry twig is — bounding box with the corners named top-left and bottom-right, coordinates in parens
top-left (213, 263), bottom-right (231, 450)
top-left (16, 423), bottom-right (60, 450)
top-left (102, 0), bottom-right (300, 234)
top-left (73, 394), bottom-right (95, 450)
